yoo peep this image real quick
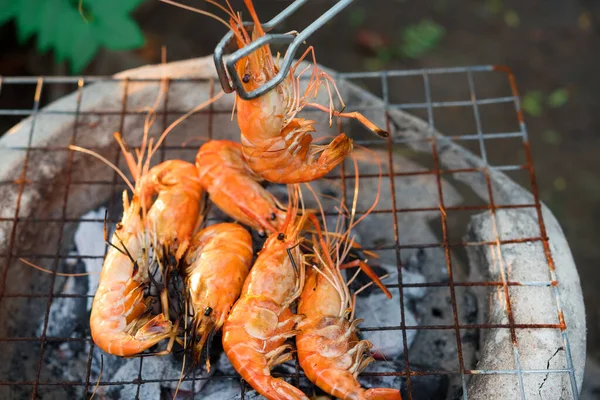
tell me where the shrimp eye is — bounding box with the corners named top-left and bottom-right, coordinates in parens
top-left (204, 307), bottom-right (213, 316)
top-left (242, 73), bottom-right (251, 83)
top-left (277, 233), bottom-right (285, 241)
top-left (116, 223), bottom-right (123, 230)
top-left (270, 212), bottom-right (277, 221)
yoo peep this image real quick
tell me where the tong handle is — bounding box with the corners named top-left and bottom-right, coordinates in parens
top-left (214, 0), bottom-right (355, 100)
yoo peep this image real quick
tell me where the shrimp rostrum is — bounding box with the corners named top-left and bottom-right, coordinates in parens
top-left (222, 186), bottom-right (310, 400)
top-left (165, 0), bottom-right (388, 183)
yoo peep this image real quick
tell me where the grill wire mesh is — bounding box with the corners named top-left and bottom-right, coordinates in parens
top-left (0, 65), bottom-right (579, 400)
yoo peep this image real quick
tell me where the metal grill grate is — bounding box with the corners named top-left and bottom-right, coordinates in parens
top-left (0, 65), bottom-right (579, 400)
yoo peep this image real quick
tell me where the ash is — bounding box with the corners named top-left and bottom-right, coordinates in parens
top-left (32, 167), bottom-right (478, 400)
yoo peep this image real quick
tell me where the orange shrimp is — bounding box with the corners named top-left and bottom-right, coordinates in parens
top-left (230, 0), bottom-right (387, 183)
top-left (183, 222), bottom-right (253, 363)
top-left (139, 159), bottom-right (205, 263)
top-left (81, 62), bottom-right (219, 357)
top-left (162, 0), bottom-right (388, 183)
top-left (296, 239), bottom-right (400, 400)
top-left (295, 154), bottom-right (400, 400)
top-left (221, 186), bottom-right (310, 400)
top-left (89, 190), bottom-right (176, 356)
top-left (196, 140), bottom-right (286, 235)
top-left (87, 157), bottom-right (204, 357)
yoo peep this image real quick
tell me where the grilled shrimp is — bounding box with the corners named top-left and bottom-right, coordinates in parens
top-left (297, 263), bottom-right (401, 400)
top-left (88, 159), bottom-right (204, 357)
top-left (295, 205), bottom-right (400, 398)
top-left (82, 72), bottom-right (217, 356)
top-left (222, 187), bottom-right (310, 400)
top-left (196, 140), bottom-right (286, 235)
top-left (183, 222), bottom-right (253, 363)
top-left (230, 1), bottom-right (387, 183)
top-left (139, 159), bottom-right (205, 263)
top-left (162, 0), bottom-right (387, 183)
top-left (89, 190), bottom-right (176, 356)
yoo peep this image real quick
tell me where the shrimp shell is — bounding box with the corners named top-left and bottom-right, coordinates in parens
top-left (196, 140), bottom-right (286, 234)
top-left (184, 222), bottom-right (253, 361)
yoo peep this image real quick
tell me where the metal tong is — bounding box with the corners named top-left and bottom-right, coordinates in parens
top-left (213, 0), bottom-right (356, 100)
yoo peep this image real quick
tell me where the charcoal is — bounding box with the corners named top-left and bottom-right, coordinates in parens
top-left (354, 288), bottom-right (417, 359)
top-left (195, 377), bottom-right (242, 399)
top-left (106, 355), bottom-right (212, 400)
top-left (74, 208), bottom-right (107, 311)
top-left (359, 361), bottom-right (449, 400)
top-left (213, 351), bottom-right (237, 376)
top-left (38, 258), bottom-right (88, 339)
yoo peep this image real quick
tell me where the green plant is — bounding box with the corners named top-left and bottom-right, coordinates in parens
top-left (399, 19), bottom-right (445, 59)
top-left (547, 88), bottom-right (569, 108)
top-left (522, 90), bottom-right (544, 117)
top-left (0, 0), bottom-right (146, 73)
top-left (522, 88), bottom-right (569, 117)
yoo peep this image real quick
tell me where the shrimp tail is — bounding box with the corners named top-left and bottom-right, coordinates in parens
top-left (364, 388), bottom-right (403, 400)
top-left (135, 314), bottom-right (173, 341)
top-left (316, 133), bottom-right (353, 172)
top-left (247, 375), bottom-right (308, 400)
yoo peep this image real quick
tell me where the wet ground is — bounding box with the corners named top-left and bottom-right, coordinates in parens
top-left (1, 0), bottom-right (599, 395)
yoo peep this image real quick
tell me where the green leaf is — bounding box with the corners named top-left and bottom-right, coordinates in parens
top-left (522, 90), bottom-right (544, 117)
top-left (37, 0), bottom-right (63, 53)
top-left (399, 19), bottom-right (445, 59)
top-left (53, 6), bottom-right (81, 64)
top-left (15, 0), bottom-right (42, 44)
top-left (69, 23), bottom-right (99, 73)
top-left (547, 88), bottom-right (569, 108)
top-left (95, 15), bottom-right (145, 50)
top-left (86, 0), bottom-right (146, 16)
top-left (0, 0), bottom-right (15, 26)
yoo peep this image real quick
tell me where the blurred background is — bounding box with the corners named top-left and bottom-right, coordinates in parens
top-left (0, 0), bottom-right (598, 396)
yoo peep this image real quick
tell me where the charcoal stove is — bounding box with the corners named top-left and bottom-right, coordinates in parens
top-left (0, 56), bottom-right (585, 399)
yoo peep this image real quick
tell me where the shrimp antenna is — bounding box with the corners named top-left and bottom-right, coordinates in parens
top-left (113, 230), bottom-right (139, 272)
top-left (89, 355), bottom-right (103, 400)
top-left (18, 258), bottom-right (93, 277)
top-left (159, 0), bottom-right (231, 31)
top-left (69, 145), bottom-right (134, 192)
top-left (147, 90), bottom-right (225, 163)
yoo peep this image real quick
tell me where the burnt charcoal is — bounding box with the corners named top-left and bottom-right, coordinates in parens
top-left (354, 288), bottom-right (418, 359)
top-left (406, 248), bottom-right (427, 272)
top-left (213, 351), bottom-right (237, 377)
top-left (193, 376), bottom-right (242, 399)
top-left (105, 355), bottom-right (213, 400)
top-left (39, 258), bottom-right (88, 339)
top-left (359, 361), bottom-right (449, 400)
top-left (377, 262), bottom-right (427, 301)
top-left (461, 288), bottom-right (478, 324)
